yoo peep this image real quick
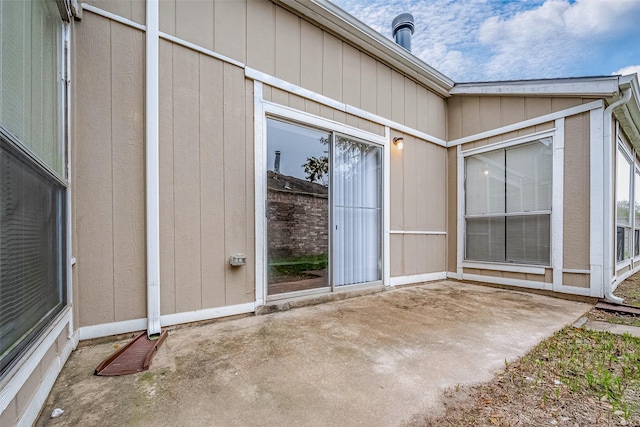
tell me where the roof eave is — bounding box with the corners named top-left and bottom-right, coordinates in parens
top-left (273, 0), bottom-right (455, 97)
top-left (450, 76), bottom-right (621, 98)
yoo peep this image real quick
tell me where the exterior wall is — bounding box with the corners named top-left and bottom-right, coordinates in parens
top-left (446, 97), bottom-right (596, 275)
top-left (390, 134), bottom-right (447, 277)
top-left (158, 42), bottom-right (255, 315)
top-left (563, 112), bottom-right (591, 286)
top-left (72, 13), bottom-right (147, 327)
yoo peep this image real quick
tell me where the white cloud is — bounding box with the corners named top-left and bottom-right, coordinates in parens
top-left (613, 65), bottom-right (640, 78)
top-left (478, 0), bottom-right (640, 80)
top-left (331, 0), bottom-right (640, 81)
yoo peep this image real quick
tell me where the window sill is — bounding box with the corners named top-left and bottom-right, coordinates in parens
top-left (462, 261), bottom-right (547, 275)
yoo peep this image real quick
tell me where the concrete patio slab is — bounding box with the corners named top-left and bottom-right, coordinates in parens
top-left (36, 281), bottom-right (591, 426)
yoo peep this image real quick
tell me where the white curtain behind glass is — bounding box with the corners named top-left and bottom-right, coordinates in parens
top-left (333, 136), bottom-right (381, 286)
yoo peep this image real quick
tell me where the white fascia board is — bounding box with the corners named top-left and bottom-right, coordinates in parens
top-left (273, 0), bottom-right (454, 96)
top-left (450, 76), bottom-right (620, 97)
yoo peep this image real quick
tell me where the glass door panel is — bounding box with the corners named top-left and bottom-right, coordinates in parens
top-left (266, 119), bottom-right (331, 295)
top-left (333, 135), bottom-right (382, 286)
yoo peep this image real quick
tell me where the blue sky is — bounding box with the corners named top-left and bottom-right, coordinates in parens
top-left (330, 0), bottom-right (640, 82)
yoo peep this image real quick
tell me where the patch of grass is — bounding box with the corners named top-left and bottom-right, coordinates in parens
top-left (614, 273), bottom-right (640, 307)
top-left (417, 327), bottom-right (640, 426)
top-left (268, 254), bottom-right (328, 276)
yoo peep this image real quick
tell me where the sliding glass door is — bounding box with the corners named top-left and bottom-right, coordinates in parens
top-left (266, 119), bottom-right (382, 297)
top-left (333, 135), bottom-right (382, 286)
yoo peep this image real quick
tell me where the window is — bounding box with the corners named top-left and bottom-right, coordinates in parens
top-left (616, 147), bottom-right (632, 262)
top-left (465, 139), bottom-right (552, 265)
top-left (0, 0), bottom-right (67, 375)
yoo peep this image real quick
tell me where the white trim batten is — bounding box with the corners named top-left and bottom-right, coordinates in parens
top-left (460, 129), bottom-right (556, 156)
top-left (159, 32), bottom-right (244, 69)
top-left (552, 118), bottom-right (565, 292)
top-left (456, 144), bottom-right (464, 279)
top-left (390, 272), bottom-right (447, 287)
top-left (590, 107), bottom-right (605, 297)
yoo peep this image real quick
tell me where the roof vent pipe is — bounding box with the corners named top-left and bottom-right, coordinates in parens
top-left (392, 13), bottom-right (415, 52)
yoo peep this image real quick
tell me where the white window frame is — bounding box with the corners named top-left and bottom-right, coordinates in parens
top-left (456, 122), bottom-right (573, 294)
top-left (253, 84), bottom-right (390, 306)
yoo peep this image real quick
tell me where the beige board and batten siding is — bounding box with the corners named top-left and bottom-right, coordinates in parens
top-left (159, 40), bottom-right (255, 315)
top-left (73, 12), bottom-right (146, 327)
top-left (563, 112), bottom-right (591, 288)
top-left (153, 0), bottom-right (448, 140)
top-left (390, 134), bottom-right (447, 277)
top-left (446, 96), bottom-right (594, 276)
top-left (73, 11), bottom-right (256, 327)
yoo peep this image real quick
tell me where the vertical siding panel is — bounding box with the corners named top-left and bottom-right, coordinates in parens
top-left (200, 56), bottom-right (226, 308)
top-left (173, 47), bottom-right (202, 312)
top-left (415, 86), bottom-right (429, 135)
top-left (304, 99), bottom-right (321, 116)
top-left (563, 113), bottom-right (590, 270)
top-left (390, 71), bottom-right (404, 123)
top-left (461, 96), bottom-right (480, 136)
top-left (552, 97), bottom-right (583, 112)
top-left (159, 40), bottom-right (176, 314)
top-left (403, 136), bottom-right (417, 230)
top-left (403, 78), bottom-right (417, 129)
top-left (376, 63), bottom-right (392, 119)
top-left (131, 0), bottom-right (145, 25)
top-left (447, 96), bottom-right (462, 140)
top-left (403, 234), bottom-right (417, 275)
top-left (390, 131), bottom-right (404, 230)
top-left (214, 0), bottom-right (246, 62)
top-left (390, 235), bottom-right (403, 277)
top-left (479, 96), bottom-right (501, 132)
top-left (428, 146), bottom-right (447, 231)
top-left (159, 0), bottom-right (176, 34)
top-left (275, 7), bottom-right (300, 85)
top-left (111, 23), bottom-right (146, 321)
top-left (300, 20), bottom-right (323, 94)
top-left (175, 0), bottom-right (214, 51)
top-left (415, 140), bottom-right (429, 231)
top-left (288, 93), bottom-right (305, 111)
top-left (416, 235), bottom-right (429, 273)
top-left (431, 94), bottom-right (446, 140)
top-left (223, 64), bottom-right (248, 305)
top-left (75, 14), bottom-right (114, 326)
top-left (322, 33), bottom-right (342, 101)
top-left (360, 54), bottom-right (376, 114)
top-left (246, 0), bottom-right (275, 75)
top-left (342, 43), bottom-right (360, 108)
top-left (525, 97), bottom-right (552, 119)
top-left (500, 97), bottom-right (525, 126)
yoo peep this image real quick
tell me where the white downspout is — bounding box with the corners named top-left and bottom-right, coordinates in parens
top-left (603, 88), bottom-right (632, 304)
top-left (146, 0), bottom-right (161, 337)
